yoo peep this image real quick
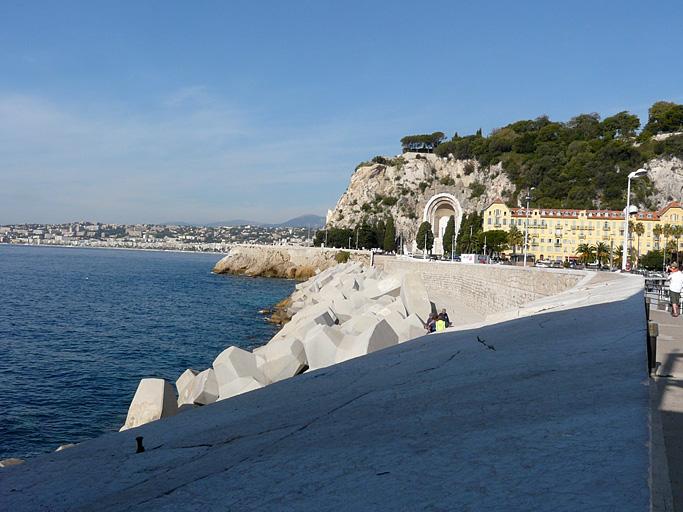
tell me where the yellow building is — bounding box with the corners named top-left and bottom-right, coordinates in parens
top-left (483, 199), bottom-right (683, 262)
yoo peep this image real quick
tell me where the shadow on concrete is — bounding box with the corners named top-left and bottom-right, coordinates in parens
top-left (651, 349), bottom-right (683, 511)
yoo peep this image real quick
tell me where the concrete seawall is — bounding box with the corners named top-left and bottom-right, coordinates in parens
top-left (213, 245), bottom-right (371, 279)
top-left (375, 256), bottom-right (584, 318)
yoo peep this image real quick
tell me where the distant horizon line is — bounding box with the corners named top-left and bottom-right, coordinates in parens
top-left (1, 213), bottom-right (327, 227)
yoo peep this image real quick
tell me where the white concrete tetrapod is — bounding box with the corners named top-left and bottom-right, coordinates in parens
top-left (340, 313), bottom-right (381, 336)
top-left (302, 324), bottom-right (345, 371)
top-left (175, 369), bottom-right (198, 402)
top-left (331, 298), bottom-right (355, 323)
top-left (336, 318), bottom-right (399, 363)
top-left (120, 378), bottom-right (178, 431)
top-left (259, 355), bottom-right (307, 383)
top-left (186, 368), bottom-right (219, 405)
top-left (399, 272), bottom-right (431, 323)
top-left (398, 313), bottom-right (427, 343)
top-left (213, 346), bottom-right (267, 398)
top-left (217, 376), bottom-right (265, 401)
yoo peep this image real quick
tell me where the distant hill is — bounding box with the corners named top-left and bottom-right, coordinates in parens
top-left (161, 221), bottom-right (196, 227)
top-left (276, 214), bottom-right (325, 228)
top-left (205, 214), bottom-right (325, 228)
top-left (206, 219), bottom-right (261, 227)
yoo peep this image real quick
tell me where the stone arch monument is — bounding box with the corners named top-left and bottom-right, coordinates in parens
top-left (420, 193), bottom-right (463, 255)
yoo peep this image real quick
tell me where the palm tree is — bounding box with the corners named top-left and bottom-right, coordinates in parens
top-left (653, 224), bottom-right (663, 251)
top-left (576, 243), bottom-right (596, 264)
top-left (633, 222), bottom-right (645, 268)
top-left (673, 225), bottom-right (683, 263)
top-left (663, 224), bottom-right (674, 265)
top-left (595, 242), bottom-right (610, 266)
top-left (506, 225), bottom-right (524, 256)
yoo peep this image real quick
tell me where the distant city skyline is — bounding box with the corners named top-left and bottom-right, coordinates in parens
top-left (1, 1), bottom-right (682, 224)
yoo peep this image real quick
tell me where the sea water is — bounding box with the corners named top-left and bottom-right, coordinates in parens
top-left (0, 245), bottom-right (294, 459)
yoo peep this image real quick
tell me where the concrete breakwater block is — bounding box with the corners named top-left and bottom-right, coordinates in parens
top-left (302, 325), bottom-right (345, 370)
top-left (340, 312), bottom-right (381, 336)
top-left (213, 346), bottom-right (267, 400)
top-left (120, 378), bottom-right (178, 431)
top-left (398, 313), bottom-right (428, 343)
top-left (181, 368), bottom-right (219, 406)
top-left (256, 337), bottom-right (307, 383)
top-left (336, 318), bottom-right (399, 363)
top-left (217, 376), bottom-right (264, 401)
top-left (399, 272), bottom-right (431, 323)
top-left (362, 277), bottom-right (402, 300)
top-left (175, 369), bottom-right (198, 402)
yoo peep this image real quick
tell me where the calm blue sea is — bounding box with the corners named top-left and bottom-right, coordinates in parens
top-left (0, 245), bottom-right (294, 459)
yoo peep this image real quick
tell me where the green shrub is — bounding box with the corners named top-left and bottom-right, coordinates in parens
top-left (382, 196), bottom-right (398, 206)
top-left (463, 161), bottom-right (476, 175)
top-left (469, 181), bottom-right (486, 199)
top-left (419, 181), bottom-right (429, 193)
top-left (335, 250), bottom-right (351, 263)
top-left (440, 176), bottom-right (455, 186)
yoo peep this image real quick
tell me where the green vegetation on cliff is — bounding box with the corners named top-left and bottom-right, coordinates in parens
top-left (429, 101), bottom-right (683, 210)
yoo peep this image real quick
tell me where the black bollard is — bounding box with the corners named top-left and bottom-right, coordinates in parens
top-left (136, 436), bottom-right (145, 453)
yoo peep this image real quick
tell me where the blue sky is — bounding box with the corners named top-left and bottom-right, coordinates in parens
top-left (1, 1), bottom-right (682, 224)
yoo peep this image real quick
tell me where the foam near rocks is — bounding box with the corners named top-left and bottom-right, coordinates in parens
top-left (119, 262), bottom-right (433, 430)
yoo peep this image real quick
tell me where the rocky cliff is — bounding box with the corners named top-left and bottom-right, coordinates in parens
top-left (326, 152), bottom-right (513, 242)
top-left (212, 245), bottom-right (371, 279)
top-left (326, 151), bottom-right (683, 241)
top-left (646, 156), bottom-right (683, 204)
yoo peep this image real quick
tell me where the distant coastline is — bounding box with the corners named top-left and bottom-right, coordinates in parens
top-left (0, 241), bottom-right (229, 256)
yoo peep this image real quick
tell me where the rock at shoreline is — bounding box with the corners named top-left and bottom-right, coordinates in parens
top-left (212, 245), bottom-right (370, 279)
top-left (0, 458), bottom-right (25, 468)
top-left (120, 378), bottom-right (178, 431)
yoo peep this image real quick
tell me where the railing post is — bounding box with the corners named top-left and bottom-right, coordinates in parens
top-left (647, 321), bottom-right (658, 376)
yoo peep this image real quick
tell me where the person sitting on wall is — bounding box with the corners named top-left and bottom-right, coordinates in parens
top-left (435, 314), bottom-right (447, 332)
top-left (440, 308), bottom-right (451, 327)
top-left (425, 313), bottom-right (437, 333)
top-left (668, 262), bottom-right (683, 318)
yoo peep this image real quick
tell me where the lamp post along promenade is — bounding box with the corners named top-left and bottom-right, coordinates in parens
top-left (622, 169), bottom-right (647, 271)
top-left (523, 187), bottom-right (535, 267)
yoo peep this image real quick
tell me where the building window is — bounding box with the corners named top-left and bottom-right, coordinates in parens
top-left (488, 218), bottom-right (492, 225)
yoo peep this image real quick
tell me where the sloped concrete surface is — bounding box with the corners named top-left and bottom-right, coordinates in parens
top-left (0, 274), bottom-right (649, 511)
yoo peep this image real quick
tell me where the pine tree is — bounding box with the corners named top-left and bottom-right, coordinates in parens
top-left (383, 216), bottom-right (396, 252)
top-left (442, 216), bottom-right (455, 256)
top-left (416, 221), bottom-right (434, 253)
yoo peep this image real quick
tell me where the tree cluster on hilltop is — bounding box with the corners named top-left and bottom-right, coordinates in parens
top-left (427, 101), bottom-right (683, 210)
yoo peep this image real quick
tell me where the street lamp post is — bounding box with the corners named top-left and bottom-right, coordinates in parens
top-left (622, 169), bottom-right (648, 271)
top-left (523, 187), bottom-right (535, 267)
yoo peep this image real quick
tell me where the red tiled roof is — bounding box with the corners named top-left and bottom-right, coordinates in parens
top-left (657, 201), bottom-right (683, 216)
top-left (508, 207), bottom-right (661, 221)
